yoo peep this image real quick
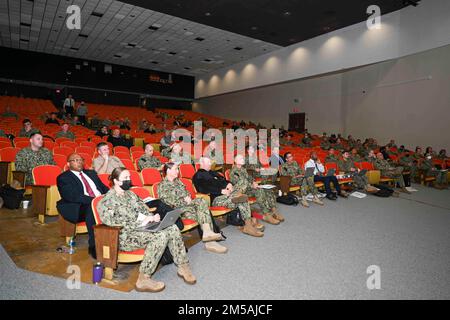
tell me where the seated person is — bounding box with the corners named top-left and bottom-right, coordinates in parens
top-left (350, 148), bottom-right (363, 162)
top-left (18, 119), bottom-right (40, 137)
top-left (365, 149), bottom-right (377, 163)
top-left (305, 151), bottom-right (349, 201)
top-left (420, 154), bottom-right (448, 189)
top-left (97, 167), bottom-right (195, 292)
top-left (0, 129), bottom-right (7, 137)
top-left (230, 154), bottom-right (283, 224)
top-left (15, 132), bottom-right (55, 185)
top-left (144, 123), bottom-right (157, 134)
top-left (137, 144), bottom-right (164, 171)
top-left (1, 106), bottom-right (19, 120)
top-left (57, 153), bottom-right (109, 259)
top-left (138, 119), bottom-right (149, 131)
top-left (203, 141), bottom-right (223, 169)
top-left (437, 149), bottom-right (447, 161)
top-left (193, 157), bottom-right (263, 237)
top-left (90, 113), bottom-right (101, 129)
top-left (70, 115), bottom-right (81, 126)
top-left (55, 123), bottom-right (75, 140)
top-left (280, 134), bottom-right (294, 146)
top-left (45, 113), bottom-right (60, 125)
top-left (333, 138), bottom-right (344, 151)
top-left (280, 152), bottom-right (323, 207)
top-left (269, 146), bottom-right (284, 168)
top-left (107, 129), bottom-right (132, 148)
top-left (93, 142), bottom-right (125, 174)
top-left (245, 145), bottom-right (277, 183)
top-left (160, 130), bottom-right (172, 149)
top-left (339, 151), bottom-right (377, 192)
top-left (101, 117), bottom-right (112, 127)
top-left (325, 147), bottom-right (339, 163)
top-left (164, 143), bottom-right (192, 164)
top-left (95, 125), bottom-right (110, 138)
top-left (373, 153), bottom-right (411, 193)
top-left (298, 132), bottom-right (312, 148)
top-left (157, 162), bottom-right (227, 254)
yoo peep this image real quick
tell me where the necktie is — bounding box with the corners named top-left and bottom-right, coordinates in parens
top-left (80, 172), bottom-right (95, 197)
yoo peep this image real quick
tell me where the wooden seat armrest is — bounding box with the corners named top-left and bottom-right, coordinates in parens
top-left (93, 224), bottom-right (122, 270)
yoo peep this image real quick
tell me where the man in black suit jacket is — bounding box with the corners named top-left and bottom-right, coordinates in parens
top-left (57, 153), bottom-right (109, 258)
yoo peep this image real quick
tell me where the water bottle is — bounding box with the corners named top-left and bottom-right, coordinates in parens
top-left (68, 238), bottom-right (75, 255)
top-left (93, 262), bottom-right (103, 284)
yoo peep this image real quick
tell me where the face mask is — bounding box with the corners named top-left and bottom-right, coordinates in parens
top-left (120, 180), bottom-right (132, 191)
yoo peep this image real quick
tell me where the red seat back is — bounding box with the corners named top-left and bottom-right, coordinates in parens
top-left (130, 187), bottom-right (151, 200)
top-left (33, 165), bottom-right (62, 186)
top-left (98, 173), bottom-right (111, 189)
top-left (0, 147), bottom-right (20, 161)
top-left (92, 195), bottom-right (105, 225)
top-left (53, 153), bottom-right (68, 170)
top-left (180, 164), bottom-right (196, 179)
top-left (129, 170), bottom-right (143, 187)
top-left (141, 168), bottom-right (162, 185)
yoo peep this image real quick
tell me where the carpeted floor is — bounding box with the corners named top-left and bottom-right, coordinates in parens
top-left (1, 184), bottom-right (449, 299)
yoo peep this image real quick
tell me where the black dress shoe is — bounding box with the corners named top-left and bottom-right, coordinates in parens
top-left (88, 246), bottom-right (97, 259)
top-left (326, 194), bottom-right (337, 201)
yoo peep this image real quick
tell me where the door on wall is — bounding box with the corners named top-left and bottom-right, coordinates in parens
top-left (288, 113), bottom-right (305, 133)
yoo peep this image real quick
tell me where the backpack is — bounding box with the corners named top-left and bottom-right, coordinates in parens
top-left (372, 184), bottom-right (394, 197)
top-left (276, 193), bottom-right (299, 206)
top-left (226, 208), bottom-right (245, 226)
top-left (0, 184), bottom-right (25, 209)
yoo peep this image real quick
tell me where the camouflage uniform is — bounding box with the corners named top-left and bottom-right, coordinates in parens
top-left (333, 143), bottom-right (344, 151)
top-left (0, 129), bottom-right (7, 137)
top-left (229, 165), bottom-right (277, 213)
top-left (137, 155), bottom-right (162, 171)
top-left (97, 190), bottom-right (188, 276)
top-left (245, 155), bottom-right (277, 183)
top-left (18, 128), bottom-right (40, 138)
top-left (325, 154), bottom-right (340, 163)
top-left (211, 190), bottom-right (252, 220)
top-left (350, 154), bottom-right (363, 163)
top-left (55, 131), bottom-right (75, 140)
top-left (157, 177), bottom-right (214, 228)
top-left (320, 139), bottom-right (331, 150)
top-left (420, 158), bottom-right (447, 184)
top-left (374, 158), bottom-right (406, 187)
top-left (280, 161), bottom-right (318, 196)
top-left (298, 137), bottom-right (312, 148)
top-left (170, 152), bottom-right (193, 165)
top-left (398, 155), bottom-right (417, 179)
top-left (1, 111), bottom-right (19, 120)
top-left (15, 147), bottom-right (55, 185)
top-left (338, 159), bottom-right (368, 189)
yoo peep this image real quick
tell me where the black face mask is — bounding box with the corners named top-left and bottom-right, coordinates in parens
top-left (120, 180), bottom-right (132, 191)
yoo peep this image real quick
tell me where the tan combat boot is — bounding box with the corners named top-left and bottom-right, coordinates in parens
top-left (399, 187), bottom-right (411, 194)
top-left (263, 214), bottom-right (280, 225)
top-left (201, 223), bottom-right (223, 242)
top-left (272, 209), bottom-right (285, 222)
top-left (251, 217), bottom-right (265, 232)
top-left (177, 264), bottom-right (197, 285)
top-left (242, 219), bottom-right (264, 237)
top-left (135, 272), bottom-right (165, 293)
top-left (312, 196), bottom-right (324, 205)
top-left (300, 196), bottom-right (309, 207)
top-left (205, 241), bottom-right (228, 254)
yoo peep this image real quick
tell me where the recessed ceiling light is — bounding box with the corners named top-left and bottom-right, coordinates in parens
top-left (283, 11), bottom-right (291, 16)
top-left (251, 26), bottom-right (258, 30)
top-left (205, 12), bottom-right (211, 16)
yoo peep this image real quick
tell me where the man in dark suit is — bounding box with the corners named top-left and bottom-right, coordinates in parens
top-left (57, 153), bottom-right (109, 259)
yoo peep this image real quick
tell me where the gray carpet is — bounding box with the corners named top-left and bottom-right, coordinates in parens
top-left (1, 184), bottom-right (449, 300)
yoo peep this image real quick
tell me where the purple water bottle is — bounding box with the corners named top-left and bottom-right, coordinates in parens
top-left (93, 262), bottom-right (103, 284)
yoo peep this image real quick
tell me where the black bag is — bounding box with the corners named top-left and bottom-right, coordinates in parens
top-left (276, 193), bottom-right (299, 206)
top-left (0, 185), bottom-right (25, 209)
top-left (226, 208), bottom-right (245, 226)
top-left (372, 184), bottom-right (394, 197)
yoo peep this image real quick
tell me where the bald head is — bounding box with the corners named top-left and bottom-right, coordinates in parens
top-left (199, 157), bottom-right (212, 171)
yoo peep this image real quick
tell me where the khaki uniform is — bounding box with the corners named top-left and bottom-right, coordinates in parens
top-left (93, 156), bottom-right (124, 174)
top-left (97, 190), bottom-right (188, 276)
top-left (229, 166), bottom-right (277, 213)
top-left (15, 147), bottom-right (55, 185)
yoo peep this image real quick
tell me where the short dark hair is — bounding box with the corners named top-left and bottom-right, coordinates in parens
top-left (97, 142), bottom-right (108, 149)
top-left (29, 132), bottom-right (42, 139)
top-left (283, 152), bottom-right (292, 161)
top-left (23, 119), bottom-right (31, 125)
